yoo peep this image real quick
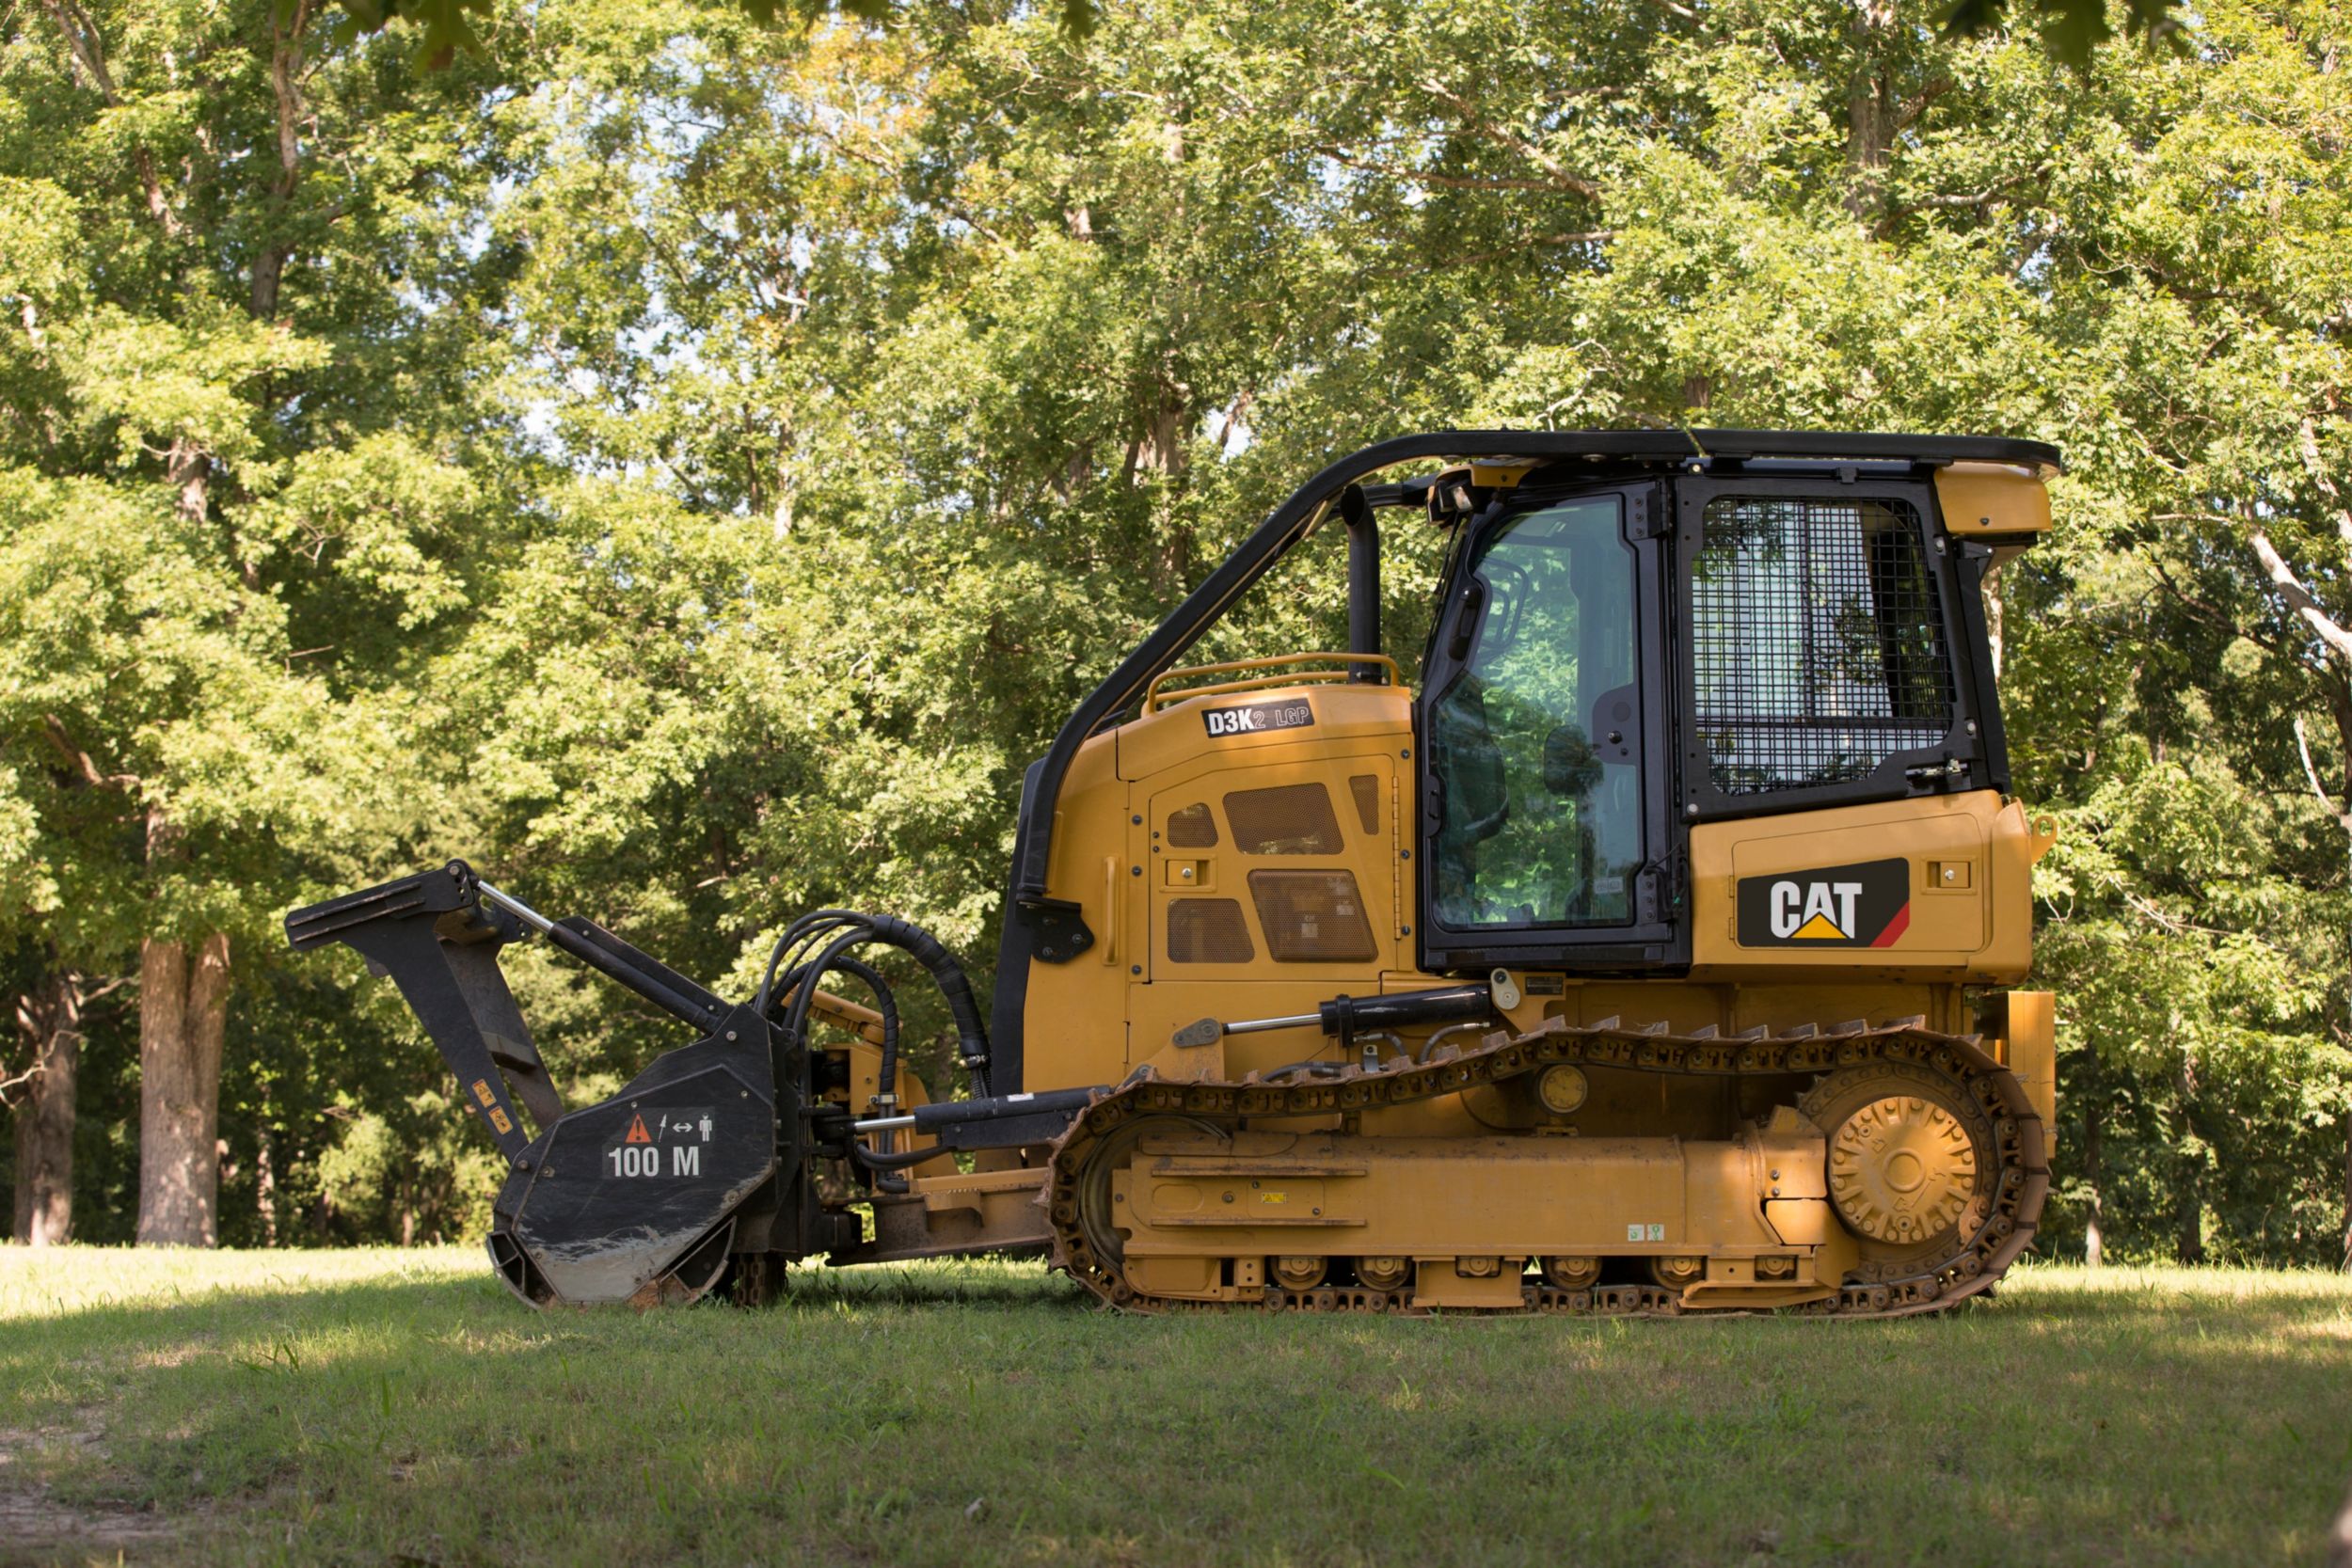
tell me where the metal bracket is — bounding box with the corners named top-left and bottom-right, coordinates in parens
top-left (1017, 896), bottom-right (1095, 965)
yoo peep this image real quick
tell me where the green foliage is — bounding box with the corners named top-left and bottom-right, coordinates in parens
top-left (3, 0), bottom-right (2348, 1265)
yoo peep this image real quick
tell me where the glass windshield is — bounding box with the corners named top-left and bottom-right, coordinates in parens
top-left (1430, 496), bottom-right (1643, 929)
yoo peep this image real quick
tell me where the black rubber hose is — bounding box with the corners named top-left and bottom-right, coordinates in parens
top-left (756, 909), bottom-right (993, 1099)
top-left (850, 912), bottom-right (993, 1100)
top-left (753, 909), bottom-right (871, 1017)
top-left (821, 955), bottom-right (907, 1195)
top-left (777, 928), bottom-right (879, 1074)
top-left (850, 1140), bottom-right (936, 1170)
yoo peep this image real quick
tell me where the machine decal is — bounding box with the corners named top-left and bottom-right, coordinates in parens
top-left (1628, 1223), bottom-right (1665, 1242)
top-left (1200, 698), bottom-right (1313, 738)
top-left (604, 1106), bottom-right (716, 1179)
top-left (1736, 858), bottom-right (1911, 947)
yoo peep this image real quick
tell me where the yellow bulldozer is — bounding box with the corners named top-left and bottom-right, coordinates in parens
top-left (289, 428), bottom-right (2058, 1317)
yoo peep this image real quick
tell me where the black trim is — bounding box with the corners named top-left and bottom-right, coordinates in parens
top-left (1948, 540), bottom-right (2012, 794)
top-left (1342, 483), bottom-right (1383, 682)
top-left (1414, 480), bottom-right (1687, 974)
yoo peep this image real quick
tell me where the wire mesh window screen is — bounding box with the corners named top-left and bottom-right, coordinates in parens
top-left (1248, 871), bottom-right (1378, 962)
top-left (1691, 497), bottom-right (1953, 795)
top-left (1224, 783), bottom-right (1343, 854)
top-left (1166, 801), bottom-right (1219, 847)
top-left (1167, 899), bottom-right (1256, 963)
top-left (1347, 774), bottom-right (1382, 837)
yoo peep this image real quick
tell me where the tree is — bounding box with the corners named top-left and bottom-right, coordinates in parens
top-left (0, 0), bottom-right (539, 1243)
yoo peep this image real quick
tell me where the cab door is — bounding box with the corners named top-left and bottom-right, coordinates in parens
top-left (1415, 482), bottom-right (1684, 973)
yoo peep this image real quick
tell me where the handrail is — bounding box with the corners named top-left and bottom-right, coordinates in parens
top-left (1150, 671), bottom-right (1353, 708)
top-left (1145, 652), bottom-right (1404, 712)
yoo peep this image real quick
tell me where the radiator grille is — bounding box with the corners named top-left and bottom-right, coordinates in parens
top-left (1691, 496), bottom-right (1953, 795)
top-left (1167, 898), bottom-right (1255, 964)
top-left (1248, 870), bottom-right (1378, 962)
top-left (1224, 783), bottom-right (1343, 854)
top-left (1166, 801), bottom-right (1219, 847)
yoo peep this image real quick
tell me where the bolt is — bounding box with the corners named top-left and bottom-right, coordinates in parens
top-left (1222, 1191), bottom-right (1235, 1204)
top-left (1400, 748), bottom-right (1411, 759)
top-left (1132, 865), bottom-right (1142, 877)
top-left (725, 1030), bottom-right (738, 1041)
top-left (1400, 848), bottom-right (1411, 861)
top-left (1131, 964), bottom-right (1142, 975)
top-left (1132, 814), bottom-right (1143, 825)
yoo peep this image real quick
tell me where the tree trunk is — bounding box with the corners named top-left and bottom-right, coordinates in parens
top-left (255, 1089), bottom-right (278, 1249)
top-left (2171, 1053), bottom-right (2205, 1265)
top-left (2081, 1086), bottom-right (2104, 1268)
top-left (10, 971), bottom-right (84, 1245)
top-left (1844, 0), bottom-right (1897, 223)
top-left (136, 930), bottom-right (230, 1247)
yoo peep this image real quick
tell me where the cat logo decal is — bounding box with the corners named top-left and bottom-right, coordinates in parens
top-left (1736, 858), bottom-right (1911, 948)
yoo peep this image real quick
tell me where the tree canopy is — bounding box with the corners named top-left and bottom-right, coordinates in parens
top-left (2, 0), bottom-right (2347, 1265)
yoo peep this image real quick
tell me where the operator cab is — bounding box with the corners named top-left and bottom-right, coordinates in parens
top-left (1411, 451), bottom-right (2037, 976)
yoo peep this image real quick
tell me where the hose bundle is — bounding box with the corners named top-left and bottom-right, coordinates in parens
top-left (752, 908), bottom-right (992, 1185)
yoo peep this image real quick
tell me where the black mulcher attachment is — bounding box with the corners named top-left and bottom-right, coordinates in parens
top-left (287, 863), bottom-right (831, 1307)
top-left (287, 863), bottom-right (1093, 1307)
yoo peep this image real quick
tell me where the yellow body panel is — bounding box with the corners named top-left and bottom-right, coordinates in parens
top-left (1934, 460), bottom-right (2055, 537)
top-left (1688, 790), bottom-right (2047, 983)
top-left (1110, 1124), bottom-right (1842, 1306)
top-left (1022, 681), bottom-right (1422, 1088)
top-left (1016, 691), bottom-right (2054, 1085)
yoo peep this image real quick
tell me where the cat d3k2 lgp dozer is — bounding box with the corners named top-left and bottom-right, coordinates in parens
top-left (288, 428), bottom-right (2062, 1318)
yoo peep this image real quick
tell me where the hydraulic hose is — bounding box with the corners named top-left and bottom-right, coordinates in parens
top-left (854, 912), bottom-right (992, 1101)
top-left (813, 954), bottom-right (904, 1194)
top-left (755, 907), bottom-right (994, 1099)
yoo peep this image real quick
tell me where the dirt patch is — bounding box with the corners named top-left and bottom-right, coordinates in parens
top-left (0, 1426), bottom-right (183, 1564)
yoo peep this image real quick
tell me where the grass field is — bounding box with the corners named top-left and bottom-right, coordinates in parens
top-left (0, 1248), bottom-right (2346, 1567)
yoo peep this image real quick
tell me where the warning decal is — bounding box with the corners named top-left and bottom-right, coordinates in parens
top-left (602, 1106), bottom-right (717, 1180)
top-left (1735, 858), bottom-right (1911, 948)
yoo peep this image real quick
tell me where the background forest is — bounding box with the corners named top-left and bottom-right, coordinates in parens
top-left (1, 0), bottom-right (2347, 1266)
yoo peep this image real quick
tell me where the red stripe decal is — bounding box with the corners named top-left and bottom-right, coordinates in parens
top-left (1869, 903), bottom-right (1911, 948)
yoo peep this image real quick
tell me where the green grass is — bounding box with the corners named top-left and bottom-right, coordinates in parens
top-left (0, 1248), bottom-right (2347, 1566)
